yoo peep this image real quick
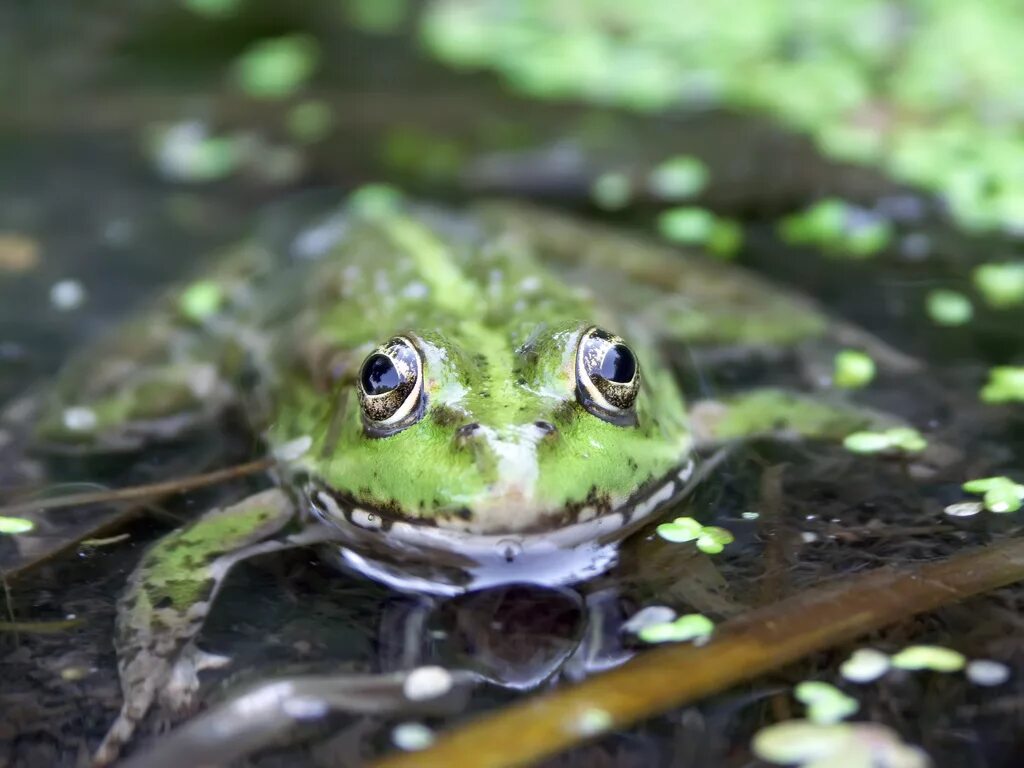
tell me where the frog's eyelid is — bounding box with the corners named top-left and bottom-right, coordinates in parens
top-left (575, 326), bottom-right (641, 426)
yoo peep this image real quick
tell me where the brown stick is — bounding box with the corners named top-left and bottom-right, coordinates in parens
top-left (371, 536), bottom-right (1024, 768)
top-left (0, 458), bottom-right (274, 517)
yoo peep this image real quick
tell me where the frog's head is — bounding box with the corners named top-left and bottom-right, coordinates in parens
top-left (292, 321), bottom-right (691, 539)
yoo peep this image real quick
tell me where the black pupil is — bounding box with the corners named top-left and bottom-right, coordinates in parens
top-left (599, 344), bottom-right (636, 383)
top-left (361, 354), bottom-right (401, 395)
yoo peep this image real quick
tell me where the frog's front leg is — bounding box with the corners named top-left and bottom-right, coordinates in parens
top-left (94, 488), bottom-right (301, 766)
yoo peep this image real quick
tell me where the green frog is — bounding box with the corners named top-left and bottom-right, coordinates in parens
top-left (32, 193), bottom-right (913, 764)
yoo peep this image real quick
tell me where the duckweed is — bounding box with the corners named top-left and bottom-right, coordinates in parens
top-left (590, 172), bottom-right (632, 211)
top-left (234, 35), bottom-right (319, 100)
top-left (752, 721), bottom-right (929, 768)
top-left (0, 516), bottom-right (34, 534)
top-left (637, 613), bottom-right (714, 645)
top-left (422, 0), bottom-right (1024, 234)
top-left (149, 121), bottom-right (242, 183)
top-left (647, 155), bottom-right (708, 200)
top-left (961, 476), bottom-right (1024, 513)
top-left (780, 199), bottom-right (892, 259)
top-left (656, 517), bottom-right (735, 554)
top-left (925, 289), bottom-right (973, 327)
top-left (980, 367), bottom-right (1024, 404)
top-left (973, 262), bottom-right (1024, 309)
top-left (349, 184), bottom-right (404, 218)
top-left (794, 681), bottom-right (859, 724)
top-left (890, 645), bottom-right (966, 673)
top-left (179, 280), bottom-right (224, 322)
top-left (843, 427), bottom-right (927, 455)
top-left (657, 207), bottom-right (742, 258)
top-left (833, 350), bottom-right (876, 389)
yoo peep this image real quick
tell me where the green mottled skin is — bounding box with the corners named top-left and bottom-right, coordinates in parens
top-left (35, 199), bottom-right (895, 763)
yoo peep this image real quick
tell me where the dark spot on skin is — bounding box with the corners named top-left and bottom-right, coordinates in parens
top-left (553, 400), bottom-right (578, 424)
top-left (431, 405), bottom-right (462, 428)
top-left (627, 457), bottom-right (639, 471)
top-left (359, 486), bottom-right (371, 496)
top-left (516, 377), bottom-right (527, 386)
top-left (479, 391), bottom-right (490, 398)
top-left (456, 422), bottom-right (481, 439)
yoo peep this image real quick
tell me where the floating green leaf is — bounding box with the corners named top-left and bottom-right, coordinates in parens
top-left (0, 516), bottom-right (34, 534)
top-left (647, 156), bottom-right (708, 200)
top-left (235, 35), bottom-right (319, 100)
top-left (637, 613), bottom-right (714, 645)
top-left (591, 172), bottom-right (632, 211)
top-left (973, 262), bottom-right (1024, 309)
top-left (981, 367), bottom-right (1024, 404)
top-left (962, 476), bottom-right (1024, 513)
top-left (794, 681), bottom-right (859, 724)
top-left (833, 350), bottom-right (876, 389)
top-left (179, 280), bottom-right (223, 322)
top-left (843, 427), bottom-right (927, 455)
top-left (890, 645), bottom-right (966, 673)
top-left (926, 290), bottom-right (973, 327)
top-left (696, 526), bottom-right (735, 555)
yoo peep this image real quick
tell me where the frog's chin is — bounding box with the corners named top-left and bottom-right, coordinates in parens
top-left (304, 458), bottom-right (695, 595)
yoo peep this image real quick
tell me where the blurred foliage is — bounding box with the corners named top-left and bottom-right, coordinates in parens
top-left (422, 0), bottom-right (1024, 235)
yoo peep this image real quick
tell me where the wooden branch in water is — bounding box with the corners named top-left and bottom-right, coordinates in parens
top-left (372, 536), bottom-right (1024, 768)
top-left (0, 458), bottom-right (274, 517)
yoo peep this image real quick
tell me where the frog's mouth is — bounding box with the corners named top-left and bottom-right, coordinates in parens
top-left (298, 458), bottom-right (696, 595)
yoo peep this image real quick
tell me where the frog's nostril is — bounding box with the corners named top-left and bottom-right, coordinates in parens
top-left (534, 420), bottom-right (557, 436)
top-left (455, 422), bottom-right (481, 441)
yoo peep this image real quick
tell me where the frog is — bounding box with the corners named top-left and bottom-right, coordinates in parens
top-left (30, 192), bottom-right (919, 764)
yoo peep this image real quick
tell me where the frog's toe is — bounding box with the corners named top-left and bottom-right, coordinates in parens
top-left (161, 644), bottom-right (230, 715)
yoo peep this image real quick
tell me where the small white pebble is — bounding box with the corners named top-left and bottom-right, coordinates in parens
top-left (62, 406), bottom-right (98, 432)
top-left (403, 665), bottom-right (453, 701)
top-left (392, 722), bottom-right (435, 751)
top-left (944, 502), bottom-right (983, 518)
top-left (840, 648), bottom-right (891, 683)
top-left (741, 511), bottom-right (760, 520)
top-left (966, 660), bottom-right (1010, 687)
top-left (622, 605), bottom-right (677, 634)
top-left (274, 435), bottom-right (313, 462)
top-left (50, 279), bottom-right (86, 310)
top-left (801, 532), bottom-right (819, 543)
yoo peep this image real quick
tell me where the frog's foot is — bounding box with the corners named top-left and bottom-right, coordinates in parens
top-left (93, 489), bottom-right (300, 766)
top-left (162, 644), bottom-right (232, 715)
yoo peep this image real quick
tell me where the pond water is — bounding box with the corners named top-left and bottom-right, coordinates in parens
top-left (1, 2), bottom-right (1022, 767)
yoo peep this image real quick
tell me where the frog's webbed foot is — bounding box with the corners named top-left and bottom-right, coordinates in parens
top-left (93, 488), bottom-right (300, 766)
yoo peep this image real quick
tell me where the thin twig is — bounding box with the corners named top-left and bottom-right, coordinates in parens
top-left (0, 458), bottom-right (274, 517)
top-left (371, 536), bottom-right (1024, 768)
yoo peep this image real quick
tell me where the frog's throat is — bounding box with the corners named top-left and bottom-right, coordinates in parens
top-left (295, 459), bottom-right (696, 593)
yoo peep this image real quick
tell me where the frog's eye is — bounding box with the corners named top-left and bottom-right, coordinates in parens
top-left (575, 327), bottom-right (640, 426)
top-left (357, 336), bottom-right (424, 436)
